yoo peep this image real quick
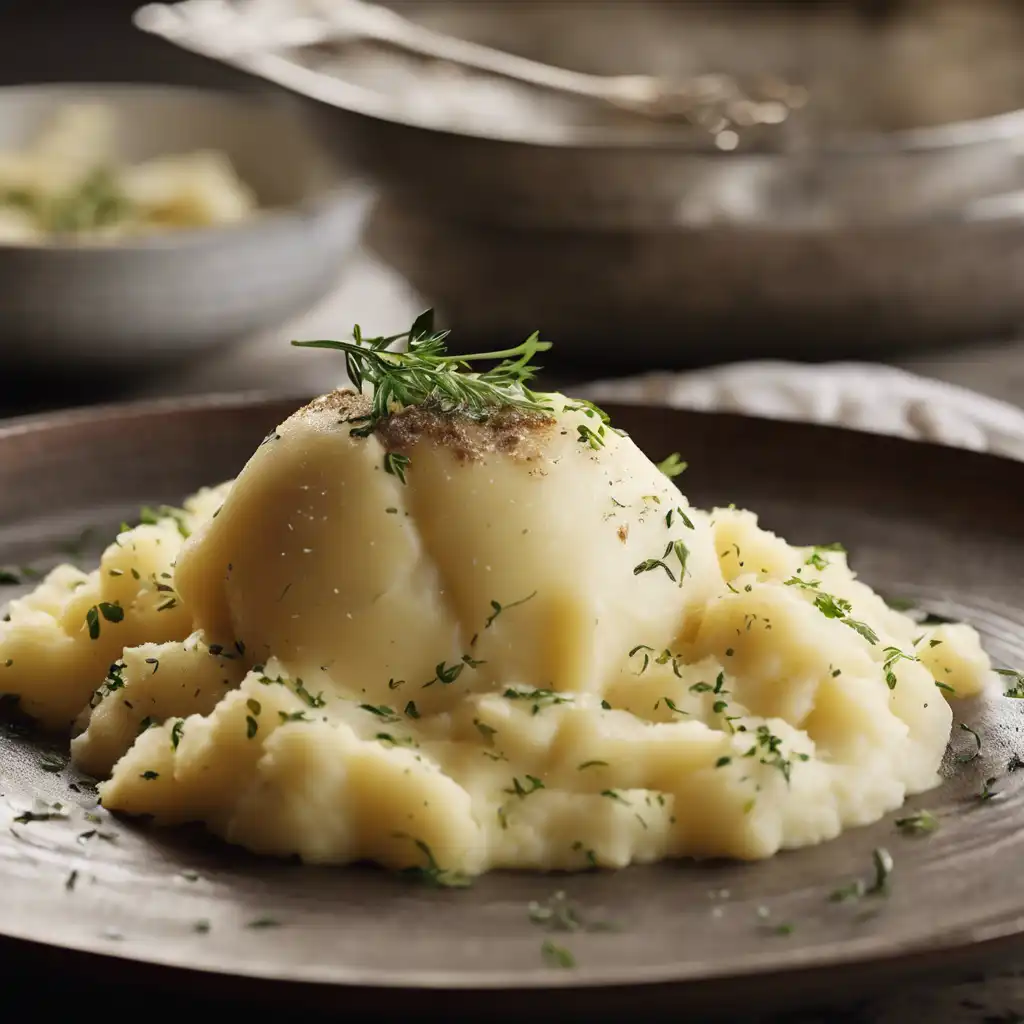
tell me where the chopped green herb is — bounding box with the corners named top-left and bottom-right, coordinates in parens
top-left (662, 697), bottom-right (687, 716)
top-left (868, 847), bottom-right (894, 894)
top-left (671, 540), bottom-right (689, 585)
top-left (294, 680), bottom-right (327, 708)
top-left (633, 554), bottom-right (676, 582)
top-left (474, 719), bottom-right (498, 743)
top-left (882, 646), bottom-right (918, 689)
top-left (784, 579), bottom-right (878, 644)
top-left (956, 723), bottom-right (982, 762)
top-left (577, 760), bottom-right (608, 770)
top-left (246, 917), bottom-right (281, 929)
top-left (817, 593), bottom-right (849, 619)
top-left (13, 801), bottom-right (67, 824)
top-left (170, 719), bottom-right (185, 750)
top-left (360, 703), bottom-right (399, 721)
top-left (384, 451), bottom-right (411, 483)
top-left (656, 453), bottom-right (687, 479)
top-left (39, 751), bottom-right (66, 774)
top-left (423, 660), bottom-right (465, 687)
top-left (503, 687), bottom-right (571, 714)
top-left (829, 847), bottom-right (892, 902)
top-left (997, 668), bottom-right (1024, 699)
top-left (485, 590), bottom-right (538, 628)
top-left (979, 777), bottom-right (1000, 802)
top-left (845, 618), bottom-right (880, 644)
top-left (529, 891), bottom-right (584, 931)
top-left (629, 643), bottom-right (654, 673)
top-left (541, 939), bottom-right (576, 968)
top-left (895, 809), bottom-right (939, 835)
top-left (394, 833), bottom-right (472, 888)
top-left (245, 716), bottom-right (258, 739)
top-left (504, 775), bottom-right (545, 798)
top-left (577, 423), bottom-right (606, 450)
top-left (404, 700), bottom-right (420, 719)
top-left (571, 840), bottom-right (598, 868)
top-left (140, 770), bottom-right (159, 780)
top-left (139, 505), bottom-right (190, 539)
top-left (376, 732), bottom-right (415, 747)
top-left (750, 724), bottom-right (799, 784)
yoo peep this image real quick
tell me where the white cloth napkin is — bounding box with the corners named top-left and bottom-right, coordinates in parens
top-left (584, 361), bottom-right (1024, 462)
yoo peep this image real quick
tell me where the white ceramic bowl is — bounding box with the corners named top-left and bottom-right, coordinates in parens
top-left (0, 83), bottom-right (370, 369)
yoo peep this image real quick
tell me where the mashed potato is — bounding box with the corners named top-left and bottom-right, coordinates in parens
top-left (0, 386), bottom-right (995, 878)
top-left (0, 103), bottom-right (256, 244)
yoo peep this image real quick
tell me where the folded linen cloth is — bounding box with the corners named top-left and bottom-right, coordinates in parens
top-left (583, 360), bottom-right (1024, 462)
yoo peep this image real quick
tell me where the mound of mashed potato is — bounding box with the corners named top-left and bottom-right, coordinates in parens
top-left (0, 390), bottom-right (995, 877)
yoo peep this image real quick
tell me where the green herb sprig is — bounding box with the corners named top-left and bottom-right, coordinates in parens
top-left (293, 310), bottom-right (554, 436)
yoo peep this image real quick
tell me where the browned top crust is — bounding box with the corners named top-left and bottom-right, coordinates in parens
top-left (299, 389), bottom-right (372, 421)
top-left (298, 388), bottom-right (556, 461)
top-left (376, 404), bottom-right (556, 462)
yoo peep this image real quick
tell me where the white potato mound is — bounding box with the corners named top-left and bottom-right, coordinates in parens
top-left (0, 485), bottom-right (229, 730)
top-left (0, 393), bottom-right (995, 878)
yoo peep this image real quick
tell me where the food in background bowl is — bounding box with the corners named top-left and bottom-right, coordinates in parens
top-left (0, 103), bottom-right (257, 244)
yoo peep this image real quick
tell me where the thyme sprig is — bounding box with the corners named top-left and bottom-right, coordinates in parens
top-left (292, 310), bottom-right (554, 437)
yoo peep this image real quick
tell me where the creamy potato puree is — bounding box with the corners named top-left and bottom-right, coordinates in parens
top-left (0, 391), bottom-right (994, 877)
top-left (0, 103), bottom-right (257, 244)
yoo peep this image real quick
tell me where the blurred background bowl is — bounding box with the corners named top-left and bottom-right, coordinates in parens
top-left (0, 82), bottom-right (369, 370)
top-left (221, 0), bottom-right (1024, 369)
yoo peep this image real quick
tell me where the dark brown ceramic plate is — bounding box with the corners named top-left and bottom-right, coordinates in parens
top-left (0, 395), bottom-right (1022, 1021)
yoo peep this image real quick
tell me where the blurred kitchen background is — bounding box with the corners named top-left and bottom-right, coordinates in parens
top-left (4, 0), bottom-right (1024, 415)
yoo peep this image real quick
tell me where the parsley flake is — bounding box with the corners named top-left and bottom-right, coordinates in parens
top-left (656, 453), bottom-right (687, 479)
